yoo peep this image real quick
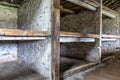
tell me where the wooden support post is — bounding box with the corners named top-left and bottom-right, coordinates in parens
top-left (95, 0), bottom-right (103, 62)
top-left (51, 0), bottom-right (60, 80)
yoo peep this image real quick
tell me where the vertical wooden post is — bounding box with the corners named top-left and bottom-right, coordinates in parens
top-left (51, 0), bottom-right (60, 80)
top-left (95, 0), bottom-right (103, 62)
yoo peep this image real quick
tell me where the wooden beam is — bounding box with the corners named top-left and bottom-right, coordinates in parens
top-left (102, 34), bottom-right (120, 38)
top-left (61, 6), bottom-right (75, 14)
top-left (0, 29), bottom-right (49, 36)
top-left (102, 38), bottom-right (117, 41)
top-left (0, 36), bottom-right (46, 40)
top-left (85, 0), bottom-right (117, 18)
top-left (102, 56), bottom-right (115, 62)
top-left (0, 29), bottom-right (119, 39)
top-left (64, 62), bottom-right (99, 78)
top-left (60, 31), bottom-right (99, 38)
top-left (60, 37), bottom-right (95, 42)
top-left (0, 1), bottom-right (19, 8)
top-left (61, 31), bottom-right (120, 39)
top-left (66, 0), bottom-right (117, 18)
top-left (51, 0), bottom-right (60, 80)
top-left (60, 37), bottom-right (117, 42)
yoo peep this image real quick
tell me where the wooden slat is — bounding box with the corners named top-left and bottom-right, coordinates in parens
top-left (85, 0), bottom-right (117, 14)
top-left (0, 29), bottom-right (119, 39)
top-left (0, 29), bottom-right (49, 36)
top-left (60, 31), bottom-right (99, 38)
top-left (60, 37), bottom-right (95, 42)
top-left (60, 31), bottom-right (120, 39)
top-left (102, 34), bottom-right (120, 38)
top-left (66, 0), bottom-right (117, 18)
top-left (60, 37), bottom-right (117, 42)
top-left (0, 36), bottom-right (46, 40)
top-left (64, 62), bottom-right (99, 78)
top-left (0, 1), bottom-right (19, 7)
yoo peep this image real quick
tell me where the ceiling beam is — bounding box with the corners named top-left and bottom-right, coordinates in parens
top-left (66, 0), bottom-right (117, 18)
top-left (0, 1), bottom-right (19, 8)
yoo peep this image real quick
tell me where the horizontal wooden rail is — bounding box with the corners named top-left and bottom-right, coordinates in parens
top-left (0, 29), bottom-right (49, 36)
top-left (60, 37), bottom-right (95, 42)
top-left (64, 62), bottom-right (99, 78)
top-left (61, 31), bottom-right (99, 38)
top-left (0, 29), bottom-right (119, 41)
top-left (0, 36), bottom-right (46, 41)
top-left (60, 31), bottom-right (120, 39)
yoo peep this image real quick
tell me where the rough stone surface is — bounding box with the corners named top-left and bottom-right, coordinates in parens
top-left (102, 15), bottom-right (120, 56)
top-left (61, 10), bottom-right (120, 61)
top-left (0, 41), bottom-right (17, 63)
top-left (0, 5), bottom-right (18, 63)
top-left (0, 5), bottom-right (17, 29)
top-left (18, 0), bottom-right (51, 31)
top-left (18, 0), bottom-right (52, 79)
top-left (61, 11), bottom-right (96, 60)
top-left (0, 61), bottom-right (42, 80)
top-left (0, 5), bottom-right (17, 22)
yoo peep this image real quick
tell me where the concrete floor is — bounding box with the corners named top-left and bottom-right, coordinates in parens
top-left (85, 59), bottom-right (120, 80)
top-left (0, 59), bottom-right (119, 80)
top-left (0, 61), bottom-right (41, 80)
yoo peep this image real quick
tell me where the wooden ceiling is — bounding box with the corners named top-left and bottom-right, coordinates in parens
top-left (0, 0), bottom-right (119, 10)
top-left (61, 0), bottom-right (120, 11)
top-left (0, 0), bottom-right (24, 4)
top-left (103, 0), bottom-right (120, 10)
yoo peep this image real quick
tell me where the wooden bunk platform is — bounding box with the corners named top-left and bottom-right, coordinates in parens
top-left (0, 29), bottom-right (119, 41)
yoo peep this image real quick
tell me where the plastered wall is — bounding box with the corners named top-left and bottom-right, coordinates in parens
top-left (18, 0), bottom-right (52, 79)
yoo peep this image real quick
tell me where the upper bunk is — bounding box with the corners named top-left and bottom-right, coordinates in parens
top-left (0, 29), bottom-right (119, 42)
top-left (0, 0), bottom-right (119, 42)
top-left (60, 0), bottom-right (119, 18)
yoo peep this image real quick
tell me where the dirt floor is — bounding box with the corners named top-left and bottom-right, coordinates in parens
top-left (84, 59), bottom-right (120, 80)
top-left (0, 61), bottom-right (42, 80)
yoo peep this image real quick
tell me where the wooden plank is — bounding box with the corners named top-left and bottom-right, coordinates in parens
top-left (64, 62), bottom-right (99, 78)
top-left (0, 29), bottom-right (49, 36)
top-left (85, 0), bottom-right (117, 18)
top-left (61, 31), bottom-right (120, 39)
top-left (0, 36), bottom-right (46, 40)
top-left (0, 29), bottom-right (119, 39)
top-left (102, 34), bottom-right (120, 38)
top-left (0, 1), bottom-right (20, 8)
top-left (61, 6), bottom-right (75, 13)
top-left (60, 37), bottom-right (117, 42)
top-left (51, 0), bottom-right (60, 80)
top-left (88, 0), bottom-right (117, 14)
top-left (60, 31), bottom-right (99, 38)
top-left (66, 0), bottom-right (116, 18)
top-left (60, 37), bottom-right (95, 42)
top-left (102, 38), bottom-right (117, 41)
top-left (102, 56), bottom-right (115, 62)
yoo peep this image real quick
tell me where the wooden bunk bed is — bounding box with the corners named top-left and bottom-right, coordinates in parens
top-left (0, 0), bottom-right (119, 80)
